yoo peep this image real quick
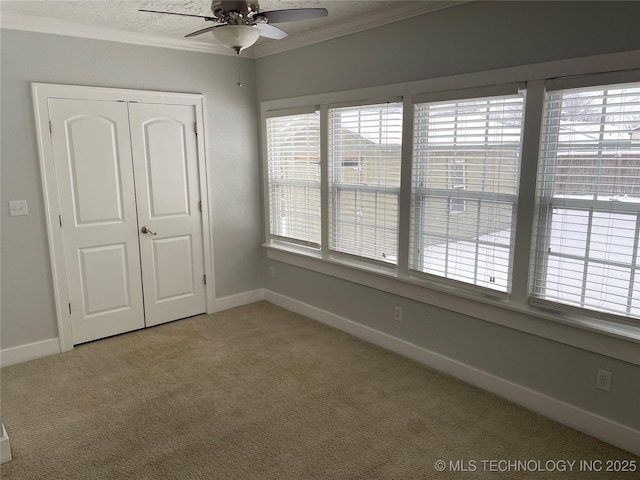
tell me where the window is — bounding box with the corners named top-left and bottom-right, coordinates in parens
top-left (328, 102), bottom-right (403, 264)
top-left (266, 111), bottom-right (321, 247)
top-left (410, 90), bottom-right (525, 292)
top-left (531, 81), bottom-right (640, 321)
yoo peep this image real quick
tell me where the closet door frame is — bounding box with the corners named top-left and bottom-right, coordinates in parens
top-left (32, 82), bottom-right (216, 352)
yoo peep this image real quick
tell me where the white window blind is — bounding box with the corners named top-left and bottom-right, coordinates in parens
top-left (410, 92), bottom-right (525, 293)
top-left (531, 82), bottom-right (640, 321)
top-left (328, 102), bottom-right (403, 264)
top-left (266, 111), bottom-right (321, 247)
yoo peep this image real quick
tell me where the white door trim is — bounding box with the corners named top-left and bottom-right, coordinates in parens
top-left (32, 83), bottom-right (216, 352)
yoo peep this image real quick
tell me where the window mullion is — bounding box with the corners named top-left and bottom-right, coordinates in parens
top-left (320, 104), bottom-right (329, 258)
top-left (474, 200), bottom-right (482, 285)
top-left (512, 80), bottom-right (546, 303)
top-left (398, 95), bottom-right (414, 276)
top-left (626, 213), bottom-right (640, 315)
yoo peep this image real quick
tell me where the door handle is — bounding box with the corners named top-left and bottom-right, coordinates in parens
top-left (141, 226), bottom-right (157, 236)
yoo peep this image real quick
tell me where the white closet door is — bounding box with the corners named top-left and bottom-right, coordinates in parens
top-left (128, 103), bottom-right (207, 327)
top-left (48, 98), bottom-right (145, 344)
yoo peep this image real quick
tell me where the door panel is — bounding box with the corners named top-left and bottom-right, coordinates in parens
top-left (79, 244), bottom-right (132, 316)
top-left (48, 99), bottom-right (145, 344)
top-left (129, 103), bottom-right (206, 327)
top-left (144, 120), bottom-right (191, 217)
top-left (67, 116), bottom-right (125, 225)
top-left (152, 235), bottom-right (196, 301)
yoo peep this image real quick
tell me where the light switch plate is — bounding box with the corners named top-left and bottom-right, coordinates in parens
top-left (8, 200), bottom-right (28, 216)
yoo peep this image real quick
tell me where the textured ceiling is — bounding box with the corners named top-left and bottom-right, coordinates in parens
top-left (0, 1), bottom-right (464, 56)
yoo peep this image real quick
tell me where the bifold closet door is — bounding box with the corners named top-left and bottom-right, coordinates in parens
top-left (128, 103), bottom-right (207, 327)
top-left (48, 98), bottom-right (145, 344)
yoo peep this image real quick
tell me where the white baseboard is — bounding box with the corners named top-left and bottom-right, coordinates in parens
top-left (214, 289), bottom-right (265, 313)
top-left (1, 423), bottom-right (12, 464)
top-left (0, 338), bottom-right (60, 368)
top-left (264, 290), bottom-right (640, 457)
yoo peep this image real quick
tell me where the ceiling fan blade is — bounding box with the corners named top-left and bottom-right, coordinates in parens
top-left (256, 23), bottom-right (288, 40)
top-left (260, 8), bottom-right (328, 24)
top-left (220, 1), bottom-right (250, 14)
top-left (185, 25), bottom-right (223, 38)
top-left (139, 9), bottom-right (217, 21)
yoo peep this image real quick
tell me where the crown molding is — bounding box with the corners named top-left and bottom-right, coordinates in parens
top-left (249, 1), bottom-right (469, 58)
top-left (0, 2), bottom-right (469, 59)
top-left (0, 12), bottom-right (235, 57)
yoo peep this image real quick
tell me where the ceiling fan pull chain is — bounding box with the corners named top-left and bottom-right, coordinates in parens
top-left (236, 53), bottom-right (243, 87)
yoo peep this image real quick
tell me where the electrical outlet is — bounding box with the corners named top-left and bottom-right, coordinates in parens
top-left (269, 267), bottom-right (275, 279)
top-left (394, 306), bottom-right (403, 322)
top-left (596, 369), bottom-right (612, 392)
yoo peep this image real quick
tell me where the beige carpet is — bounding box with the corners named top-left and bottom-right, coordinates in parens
top-left (1, 302), bottom-right (636, 479)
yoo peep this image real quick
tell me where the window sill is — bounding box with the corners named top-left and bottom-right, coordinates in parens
top-left (263, 242), bottom-right (640, 365)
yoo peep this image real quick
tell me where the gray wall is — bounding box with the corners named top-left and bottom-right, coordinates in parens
top-left (0, 29), bottom-right (263, 350)
top-left (257, 1), bottom-right (640, 101)
top-left (257, 1), bottom-right (640, 430)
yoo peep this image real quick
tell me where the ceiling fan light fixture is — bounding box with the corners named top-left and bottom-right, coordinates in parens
top-left (212, 25), bottom-right (260, 53)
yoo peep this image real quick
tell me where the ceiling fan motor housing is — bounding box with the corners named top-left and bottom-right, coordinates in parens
top-left (212, 1), bottom-right (260, 23)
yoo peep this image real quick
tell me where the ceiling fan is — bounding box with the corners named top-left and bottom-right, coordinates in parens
top-left (140, 1), bottom-right (328, 54)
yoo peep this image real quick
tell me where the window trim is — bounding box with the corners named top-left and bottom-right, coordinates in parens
top-left (328, 96), bottom-right (403, 110)
top-left (263, 105), bottom-right (319, 119)
top-left (261, 50), bottom-right (640, 364)
top-left (545, 68), bottom-right (640, 93)
top-left (413, 82), bottom-right (524, 105)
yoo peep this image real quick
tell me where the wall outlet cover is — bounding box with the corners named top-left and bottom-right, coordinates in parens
top-left (8, 200), bottom-right (28, 216)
